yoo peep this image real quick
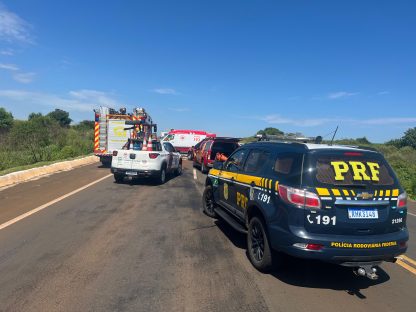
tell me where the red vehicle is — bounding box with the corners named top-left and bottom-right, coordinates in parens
top-left (162, 130), bottom-right (216, 155)
top-left (193, 137), bottom-right (240, 173)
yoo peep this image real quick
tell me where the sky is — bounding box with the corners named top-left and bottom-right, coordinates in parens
top-left (0, 0), bottom-right (415, 142)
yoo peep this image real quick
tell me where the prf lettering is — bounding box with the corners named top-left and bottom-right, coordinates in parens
top-left (236, 192), bottom-right (248, 209)
top-left (330, 161), bottom-right (380, 181)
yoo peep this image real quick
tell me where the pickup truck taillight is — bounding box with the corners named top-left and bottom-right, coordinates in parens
top-left (149, 153), bottom-right (160, 159)
top-left (113, 151), bottom-right (118, 156)
top-left (278, 184), bottom-right (321, 209)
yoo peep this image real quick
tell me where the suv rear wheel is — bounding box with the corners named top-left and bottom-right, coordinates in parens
top-left (158, 167), bottom-right (166, 184)
top-left (247, 216), bottom-right (273, 272)
top-left (175, 161), bottom-right (182, 176)
top-left (114, 173), bottom-right (124, 183)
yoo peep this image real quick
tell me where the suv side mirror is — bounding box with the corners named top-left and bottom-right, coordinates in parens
top-left (213, 161), bottom-right (223, 170)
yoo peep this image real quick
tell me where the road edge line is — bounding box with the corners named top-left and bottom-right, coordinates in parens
top-left (0, 174), bottom-right (112, 231)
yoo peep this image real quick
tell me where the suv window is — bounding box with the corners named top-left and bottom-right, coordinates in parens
top-left (211, 141), bottom-right (239, 160)
top-left (272, 152), bottom-right (303, 186)
top-left (163, 142), bottom-right (175, 152)
top-left (203, 141), bottom-right (213, 152)
top-left (312, 153), bottom-right (395, 187)
top-left (153, 141), bottom-right (162, 151)
top-left (243, 149), bottom-right (270, 174)
top-left (224, 149), bottom-right (247, 173)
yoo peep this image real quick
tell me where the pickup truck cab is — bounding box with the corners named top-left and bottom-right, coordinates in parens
top-left (111, 139), bottom-right (182, 184)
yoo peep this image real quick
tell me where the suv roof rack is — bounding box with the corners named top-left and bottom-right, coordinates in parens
top-left (256, 134), bottom-right (322, 144)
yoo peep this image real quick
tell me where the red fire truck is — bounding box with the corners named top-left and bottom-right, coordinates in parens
top-left (93, 107), bottom-right (155, 166)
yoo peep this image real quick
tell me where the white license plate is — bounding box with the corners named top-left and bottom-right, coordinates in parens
top-left (125, 171), bottom-right (137, 176)
top-left (348, 208), bottom-right (378, 219)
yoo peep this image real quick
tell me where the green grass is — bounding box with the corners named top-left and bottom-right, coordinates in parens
top-left (0, 154), bottom-right (95, 176)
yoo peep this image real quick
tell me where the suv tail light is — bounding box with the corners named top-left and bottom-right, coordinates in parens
top-left (278, 184), bottom-right (321, 209)
top-left (149, 153), bottom-right (160, 159)
top-left (113, 151), bottom-right (118, 156)
top-left (398, 192), bottom-right (407, 208)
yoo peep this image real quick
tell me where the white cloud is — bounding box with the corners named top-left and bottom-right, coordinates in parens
top-left (377, 91), bottom-right (390, 95)
top-left (152, 88), bottom-right (179, 95)
top-left (260, 114), bottom-right (416, 127)
top-left (355, 117), bottom-right (416, 125)
top-left (0, 48), bottom-right (14, 55)
top-left (168, 107), bottom-right (190, 112)
top-left (0, 5), bottom-right (34, 44)
top-left (327, 91), bottom-right (358, 99)
top-left (12, 72), bottom-right (35, 83)
top-left (0, 63), bottom-right (18, 71)
top-left (262, 114), bottom-right (331, 127)
top-left (0, 89), bottom-right (123, 112)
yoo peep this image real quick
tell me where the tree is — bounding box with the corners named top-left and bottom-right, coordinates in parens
top-left (401, 127), bottom-right (416, 149)
top-left (387, 127), bottom-right (416, 149)
top-left (0, 107), bottom-right (14, 131)
top-left (356, 137), bottom-right (371, 145)
top-left (9, 116), bottom-right (64, 162)
top-left (73, 120), bottom-right (94, 130)
top-left (28, 112), bottom-right (43, 120)
top-left (257, 127), bottom-right (284, 136)
top-left (47, 109), bottom-right (72, 127)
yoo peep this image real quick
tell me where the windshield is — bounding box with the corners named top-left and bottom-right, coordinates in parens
top-left (304, 151), bottom-right (398, 187)
top-left (163, 134), bottom-right (175, 141)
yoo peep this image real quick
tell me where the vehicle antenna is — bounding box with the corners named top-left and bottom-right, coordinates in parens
top-left (329, 126), bottom-right (339, 146)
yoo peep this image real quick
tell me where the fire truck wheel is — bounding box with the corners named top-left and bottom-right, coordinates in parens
top-left (114, 174), bottom-right (124, 183)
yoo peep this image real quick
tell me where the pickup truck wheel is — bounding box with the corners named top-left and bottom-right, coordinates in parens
top-left (201, 160), bottom-right (208, 174)
top-left (158, 167), bottom-right (166, 184)
top-left (175, 162), bottom-right (182, 176)
top-left (247, 217), bottom-right (273, 272)
top-left (202, 185), bottom-right (217, 218)
top-left (114, 173), bottom-right (124, 183)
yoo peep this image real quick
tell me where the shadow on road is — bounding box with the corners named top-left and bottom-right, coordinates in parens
top-left (214, 219), bottom-right (390, 298)
top-left (111, 173), bottom-right (182, 186)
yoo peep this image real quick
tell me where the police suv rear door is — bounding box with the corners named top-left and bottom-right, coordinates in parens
top-left (303, 149), bottom-right (405, 236)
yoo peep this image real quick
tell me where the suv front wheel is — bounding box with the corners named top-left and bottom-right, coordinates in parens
top-left (202, 185), bottom-right (217, 218)
top-left (247, 216), bottom-right (273, 272)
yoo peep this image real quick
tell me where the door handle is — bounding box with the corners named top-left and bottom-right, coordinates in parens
top-left (250, 182), bottom-right (255, 187)
top-left (230, 177), bottom-right (235, 185)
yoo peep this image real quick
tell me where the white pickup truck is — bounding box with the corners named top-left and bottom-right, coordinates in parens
top-left (111, 139), bottom-right (182, 184)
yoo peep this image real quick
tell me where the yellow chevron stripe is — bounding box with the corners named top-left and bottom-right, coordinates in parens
top-left (316, 188), bottom-right (330, 196)
top-left (392, 189), bottom-right (399, 196)
top-left (332, 189), bottom-right (341, 196)
top-left (385, 190), bottom-right (391, 197)
top-left (343, 189), bottom-right (349, 196)
top-left (269, 179), bottom-right (272, 190)
top-left (380, 190), bottom-right (384, 197)
top-left (275, 181), bottom-right (279, 191)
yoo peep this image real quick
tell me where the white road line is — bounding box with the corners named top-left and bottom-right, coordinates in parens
top-left (407, 211), bottom-right (416, 217)
top-left (0, 174), bottom-right (112, 231)
top-left (193, 169), bottom-right (197, 180)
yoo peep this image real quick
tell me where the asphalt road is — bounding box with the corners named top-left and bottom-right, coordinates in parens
top-left (0, 160), bottom-right (415, 312)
